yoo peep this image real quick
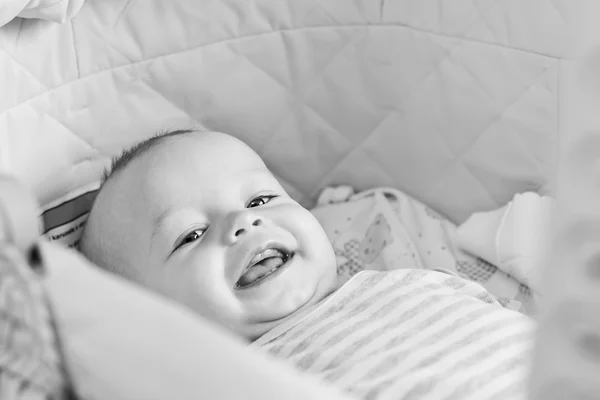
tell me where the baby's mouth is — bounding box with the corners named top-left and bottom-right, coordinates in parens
top-left (235, 247), bottom-right (293, 289)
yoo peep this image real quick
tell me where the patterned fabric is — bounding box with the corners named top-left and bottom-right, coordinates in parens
top-left (0, 244), bottom-right (68, 400)
top-left (312, 187), bottom-right (536, 315)
top-left (335, 240), bottom-right (363, 283)
top-left (455, 259), bottom-right (496, 283)
top-left (254, 269), bottom-right (533, 400)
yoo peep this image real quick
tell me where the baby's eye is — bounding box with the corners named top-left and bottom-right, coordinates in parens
top-left (247, 194), bottom-right (278, 208)
top-left (175, 228), bottom-right (206, 250)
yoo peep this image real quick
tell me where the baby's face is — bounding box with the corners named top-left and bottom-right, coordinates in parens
top-left (94, 133), bottom-right (337, 340)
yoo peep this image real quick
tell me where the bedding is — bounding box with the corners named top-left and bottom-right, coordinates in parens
top-left (312, 187), bottom-right (535, 314)
top-left (0, 0), bottom-right (568, 242)
top-left (0, 0), bottom-right (86, 27)
top-left (456, 192), bottom-right (554, 297)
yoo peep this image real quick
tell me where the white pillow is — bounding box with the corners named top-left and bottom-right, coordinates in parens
top-left (41, 241), bottom-right (351, 400)
top-left (0, 0), bottom-right (86, 27)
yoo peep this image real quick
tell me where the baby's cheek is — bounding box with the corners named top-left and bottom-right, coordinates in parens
top-left (272, 204), bottom-right (334, 260)
top-left (180, 276), bottom-right (237, 322)
top-left (154, 259), bottom-right (205, 302)
top-left (303, 214), bottom-right (337, 269)
top-left (302, 216), bottom-right (331, 246)
top-left (185, 256), bottom-right (244, 312)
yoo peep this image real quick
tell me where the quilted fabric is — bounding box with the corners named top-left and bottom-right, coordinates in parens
top-left (0, 0), bottom-right (86, 27)
top-left (0, 0), bottom-right (569, 224)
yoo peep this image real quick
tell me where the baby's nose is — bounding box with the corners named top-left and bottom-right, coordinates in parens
top-left (224, 212), bottom-right (263, 244)
top-left (233, 218), bottom-right (262, 237)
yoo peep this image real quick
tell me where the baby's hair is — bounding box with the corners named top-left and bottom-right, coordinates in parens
top-left (79, 128), bottom-right (197, 272)
top-left (102, 128), bottom-right (196, 187)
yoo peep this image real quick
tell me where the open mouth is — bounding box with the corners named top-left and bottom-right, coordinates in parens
top-left (235, 247), bottom-right (294, 289)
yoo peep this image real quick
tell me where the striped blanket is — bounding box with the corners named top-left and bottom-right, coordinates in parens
top-left (253, 269), bottom-right (533, 400)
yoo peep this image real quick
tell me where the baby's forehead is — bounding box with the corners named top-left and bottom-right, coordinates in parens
top-left (150, 133), bottom-right (263, 167)
top-left (100, 133), bottom-right (275, 209)
top-left (115, 149), bottom-right (274, 199)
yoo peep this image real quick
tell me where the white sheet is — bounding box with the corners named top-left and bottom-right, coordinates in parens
top-left (456, 192), bottom-right (554, 297)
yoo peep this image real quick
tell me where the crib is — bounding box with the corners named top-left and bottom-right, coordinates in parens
top-left (0, 1), bottom-right (598, 399)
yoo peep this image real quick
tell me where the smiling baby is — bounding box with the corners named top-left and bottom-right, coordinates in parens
top-left (80, 130), bottom-right (533, 399)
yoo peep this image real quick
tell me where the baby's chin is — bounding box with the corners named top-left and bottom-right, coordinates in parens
top-left (239, 272), bottom-right (338, 341)
top-left (240, 300), bottom-right (315, 342)
top-left (241, 318), bottom-right (289, 342)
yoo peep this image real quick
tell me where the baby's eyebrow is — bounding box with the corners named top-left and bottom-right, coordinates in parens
top-left (149, 208), bottom-right (186, 250)
top-left (152, 209), bottom-right (172, 236)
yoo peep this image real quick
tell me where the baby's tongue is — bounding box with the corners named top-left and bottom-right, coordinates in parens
top-left (238, 257), bottom-right (284, 287)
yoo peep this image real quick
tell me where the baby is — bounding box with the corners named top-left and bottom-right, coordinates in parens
top-left (80, 130), bottom-right (533, 399)
top-left (80, 129), bottom-right (339, 340)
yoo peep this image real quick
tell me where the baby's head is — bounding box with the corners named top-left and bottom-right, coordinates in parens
top-left (80, 130), bottom-right (338, 340)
